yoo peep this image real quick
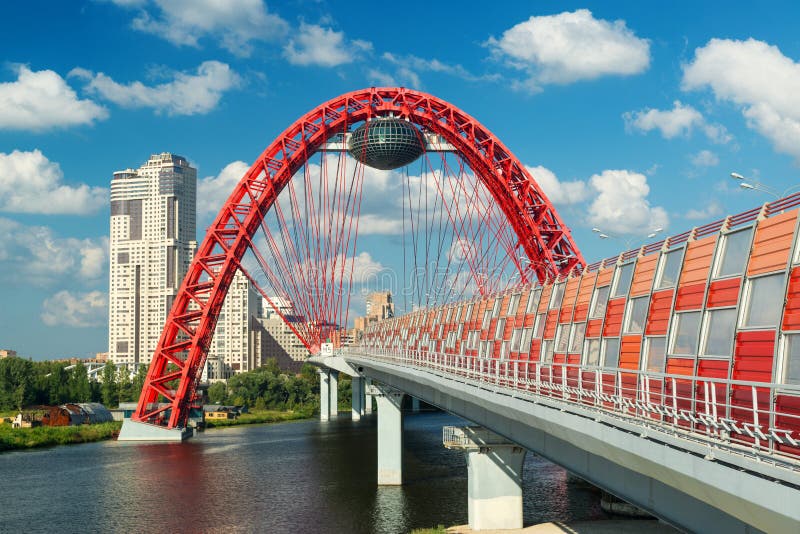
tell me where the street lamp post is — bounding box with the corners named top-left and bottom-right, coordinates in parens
top-left (592, 226), bottom-right (663, 250)
top-left (730, 172), bottom-right (800, 198)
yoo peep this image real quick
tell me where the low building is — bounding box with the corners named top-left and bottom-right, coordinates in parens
top-left (0, 349), bottom-right (17, 359)
top-left (40, 403), bottom-right (114, 426)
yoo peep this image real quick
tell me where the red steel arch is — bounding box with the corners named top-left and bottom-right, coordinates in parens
top-left (133, 87), bottom-right (585, 428)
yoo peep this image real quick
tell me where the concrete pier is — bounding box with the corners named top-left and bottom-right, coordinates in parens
top-left (371, 383), bottom-right (405, 485)
top-left (351, 376), bottom-right (365, 421)
top-left (444, 426), bottom-right (526, 531)
top-left (411, 397), bottom-right (421, 412)
top-left (319, 368), bottom-right (331, 421)
top-left (364, 378), bottom-right (373, 414)
top-left (118, 419), bottom-right (193, 441)
top-left (329, 370), bottom-right (339, 419)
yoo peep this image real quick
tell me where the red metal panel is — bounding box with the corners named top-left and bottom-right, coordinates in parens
top-left (538, 284), bottom-right (553, 314)
top-left (602, 298), bottom-right (626, 337)
top-left (630, 254), bottom-right (657, 297)
top-left (666, 357), bottom-right (694, 376)
top-left (675, 282), bottom-right (705, 311)
top-left (559, 306), bottom-right (573, 323)
top-left (573, 303), bottom-right (589, 323)
top-left (646, 289), bottom-right (674, 335)
top-left (733, 330), bottom-right (776, 383)
top-left (775, 394), bottom-right (800, 455)
top-left (619, 335), bottom-right (642, 370)
top-left (783, 266), bottom-right (800, 330)
top-left (530, 339), bottom-right (542, 361)
top-left (697, 358), bottom-right (729, 379)
top-left (544, 309), bottom-right (559, 339)
top-left (678, 234), bottom-right (717, 286)
top-left (748, 209), bottom-right (797, 276)
top-left (706, 278), bottom-right (741, 309)
top-left (586, 318), bottom-right (603, 338)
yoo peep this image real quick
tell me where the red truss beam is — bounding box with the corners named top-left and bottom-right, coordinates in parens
top-left (132, 87), bottom-right (585, 429)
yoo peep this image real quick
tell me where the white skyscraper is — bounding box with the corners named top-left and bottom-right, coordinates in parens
top-left (108, 153), bottom-right (197, 368)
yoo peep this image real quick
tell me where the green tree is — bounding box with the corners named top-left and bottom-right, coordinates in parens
top-left (69, 363), bottom-right (92, 402)
top-left (101, 364), bottom-right (119, 408)
top-left (207, 381), bottom-right (227, 404)
top-left (117, 367), bottom-right (133, 404)
top-left (132, 364), bottom-right (148, 400)
top-left (0, 357), bottom-right (34, 410)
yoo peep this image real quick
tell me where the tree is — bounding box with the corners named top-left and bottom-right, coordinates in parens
top-left (101, 364), bottom-right (119, 408)
top-left (207, 381), bottom-right (227, 404)
top-left (69, 363), bottom-right (92, 402)
top-left (117, 367), bottom-right (133, 404)
top-left (132, 364), bottom-right (148, 400)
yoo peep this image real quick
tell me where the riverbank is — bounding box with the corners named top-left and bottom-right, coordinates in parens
top-left (203, 408), bottom-right (314, 429)
top-left (0, 421), bottom-right (122, 452)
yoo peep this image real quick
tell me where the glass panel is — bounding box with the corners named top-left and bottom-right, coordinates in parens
top-left (526, 289), bottom-right (541, 313)
top-left (656, 248), bottom-right (684, 289)
top-left (541, 340), bottom-right (554, 363)
top-left (521, 328), bottom-right (533, 353)
top-left (495, 318), bottom-right (506, 340)
top-left (590, 286), bottom-right (610, 319)
top-left (624, 296), bottom-right (650, 334)
top-left (508, 293), bottom-right (521, 315)
top-left (555, 324), bottom-right (569, 352)
top-left (671, 311), bottom-right (701, 355)
top-left (784, 334), bottom-right (800, 385)
top-left (744, 274), bottom-right (785, 328)
top-left (584, 339), bottom-right (601, 366)
top-left (645, 337), bottom-right (667, 372)
top-left (569, 323), bottom-right (586, 352)
top-left (702, 309), bottom-right (737, 357)
top-left (533, 313), bottom-right (546, 338)
top-left (511, 328), bottom-right (522, 351)
top-left (550, 283), bottom-right (566, 309)
top-left (492, 297), bottom-right (502, 317)
top-left (612, 263), bottom-right (635, 298)
top-left (603, 338), bottom-right (620, 367)
top-left (482, 310), bottom-right (492, 330)
top-left (716, 228), bottom-right (753, 278)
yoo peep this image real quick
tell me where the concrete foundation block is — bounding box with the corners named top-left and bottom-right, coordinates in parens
top-left (118, 419), bottom-right (192, 442)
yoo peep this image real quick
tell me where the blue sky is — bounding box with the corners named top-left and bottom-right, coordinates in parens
top-left (2, 0), bottom-right (800, 359)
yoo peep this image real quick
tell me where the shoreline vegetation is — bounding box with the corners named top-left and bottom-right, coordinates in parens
top-left (203, 407), bottom-right (314, 429)
top-left (0, 421), bottom-right (122, 452)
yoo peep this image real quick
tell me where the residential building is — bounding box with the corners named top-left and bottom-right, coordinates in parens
top-left (0, 349), bottom-right (17, 359)
top-left (108, 153), bottom-right (197, 369)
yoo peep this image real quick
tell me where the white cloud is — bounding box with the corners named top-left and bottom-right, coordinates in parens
top-left (367, 69), bottom-right (397, 87)
top-left (198, 160), bottom-right (249, 220)
top-left (71, 61), bottom-right (239, 116)
top-left (525, 165), bottom-right (588, 205)
top-left (684, 200), bottom-right (723, 221)
top-left (0, 65), bottom-right (107, 131)
top-left (682, 38), bottom-right (800, 161)
top-left (41, 290), bottom-right (108, 327)
top-left (0, 150), bottom-right (106, 214)
top-left (623, 100), bottom-right (731, 143)
top-left (127, 0), bottom-right (288, 56)
top-left (586, 170), bottom-right (668, 235)
top-left (487, 9), bottom-right (649, 91)
top-left (284, 23), bottom-right (371, 67)
top-left (690, 149), bottom-right (719, 167)
top-left (0, 218), bottom-right (108, 286)
top-left (382, 53), bottom-right (498, 84)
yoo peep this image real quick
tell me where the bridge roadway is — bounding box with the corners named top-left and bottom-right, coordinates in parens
top-left (311, 349), bottom-right (800, 534)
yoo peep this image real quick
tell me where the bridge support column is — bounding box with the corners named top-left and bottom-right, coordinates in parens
top-left (318, 368), bottom-right (330, 422)
top-left (411, 397), bottom-right (420, 412)
top-left (329, 370), bottom-right (339, 419)
top-left (371, 384), bottom-right (405, 485)
top-left (444, 426), bottom-right (526, 531)
top-left (351, 376), bottom-right (365, 421)
top-left (364, 378), bottom-right (373, 414)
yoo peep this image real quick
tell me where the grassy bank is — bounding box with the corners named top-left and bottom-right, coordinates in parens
top-left (0, 421), bottom-right (122, 452)
top-left (204, 408), bottom-right (314, 429)
top-left (410, 527), bottom-right (447, 534)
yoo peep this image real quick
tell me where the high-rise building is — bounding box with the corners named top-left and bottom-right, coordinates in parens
top-left (255, 298), bottom-right (309, 370)
top-left (108, 153), bottom-right (197, 368)
top-left (204, 270), bottom-right (262, 380)
top-left (366, 292), bottom-right (394, 321)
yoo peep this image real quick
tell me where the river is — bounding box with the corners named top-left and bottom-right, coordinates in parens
top-left (1, 412), bottom-right (608, 533)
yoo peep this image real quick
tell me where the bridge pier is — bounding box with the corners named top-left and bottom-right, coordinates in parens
top-left (329, 370), bottom-right (339, 419)
top-left (411, 397), bottom-right (420, 412)
top-left (318, 368), bottom-right (331, 421)
top-left (444, 426), bottom-right (526, 531)
top-left (364, 378), bottom-right (373, 414)
top-left (371, 384), bottom-right (405, 485)
top-left (351, 376), bottom-right (365, 421)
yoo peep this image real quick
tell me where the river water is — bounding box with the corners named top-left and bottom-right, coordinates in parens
top-left (1, 412), bottom-right (607, 533)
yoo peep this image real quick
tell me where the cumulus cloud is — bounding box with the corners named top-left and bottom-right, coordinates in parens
top-left (0, 65), bottom-right (107, 131)
top-left (123, 0), bottom-right (288, 56)
top-left (0, 150), bottom-right (106, 215)
top-left (487, 9), bottom-right (649, 91)
top-left (41, 290), bottom-right (108, 327)
top-left (526, 165), bottom-right (588, 205)
top-left (381, 53), bottom-right (498, 86)
top-left (0, 218), bottom-right (108, 286)
top-left (284, 23), bottom-right (371, 67)
top-left (586, 170), bottom-right (668, 235)
top-left (198, 160), bottom-right (249, 220)
top-left (70, 61), bottom-right (239, 116)
top-left (682, 38), bottom-right (800, 161)
top-left (684, 200), bottom-right (723, 221)
top-left (690, 149), bottom-right (719, 167)
top-left (623, 100), bottom-right (732, 143)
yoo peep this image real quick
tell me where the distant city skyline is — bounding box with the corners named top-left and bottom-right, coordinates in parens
top-left (3, 1), bottom-right (800, 358)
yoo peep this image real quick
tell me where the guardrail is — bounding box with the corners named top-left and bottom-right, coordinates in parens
top-left (341, 346), bottom-right (800, 467)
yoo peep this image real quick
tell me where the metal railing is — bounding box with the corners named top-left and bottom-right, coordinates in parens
top-left (342, 346), bottom-right (800, 467)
